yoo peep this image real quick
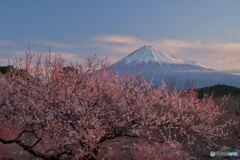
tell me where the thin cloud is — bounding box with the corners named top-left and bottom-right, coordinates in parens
top-left (0, 48), bottom-right (83, 66)
top-left (154, 39), bottom-right (202, 54)
top-left (204, 43), bottom-right (240, 52)
top-left (87, 35), bottom-right (240, 70)
top-left (28, 50), bottom-right (83, 63)
top-left (2, 35), bottom-right (240, 71)
top-left (33, 40), bottom-right (78, 49)
top-left (0, 49), bottom-right (25, 55)
top-left (92, 35), bottom-right (203, 55)
top-left (0, 40), bottom-right (16, 46)
top-left (0, 58), bottom-right (10, 65)
top-left (34, 51), bottom-right (84, 64)
top-left (93, 35), bottom-right (143, 44)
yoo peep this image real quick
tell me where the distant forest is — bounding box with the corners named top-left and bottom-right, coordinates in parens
top-left (197, 84), bottom-right (240, 98)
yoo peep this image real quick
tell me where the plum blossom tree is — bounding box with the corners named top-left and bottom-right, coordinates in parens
top-left (0, 54), bottom-right (236, 160)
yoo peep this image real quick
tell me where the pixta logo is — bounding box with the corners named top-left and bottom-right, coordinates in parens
top-left (210, 145), bottom-right (238, 158)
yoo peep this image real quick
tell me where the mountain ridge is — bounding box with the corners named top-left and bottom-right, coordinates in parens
top-left (109, 46), bottom-right (240, 89)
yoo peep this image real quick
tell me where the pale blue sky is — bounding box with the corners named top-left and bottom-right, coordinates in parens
top-left (1, 0), bottom-right (240, 71)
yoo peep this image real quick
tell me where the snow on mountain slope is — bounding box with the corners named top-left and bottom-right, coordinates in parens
top-left (114, 45), bottom-right (211, 71)
top-left (121, 46), bottom-right (184, 64)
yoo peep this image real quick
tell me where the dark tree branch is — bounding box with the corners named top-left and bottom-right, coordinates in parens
top-left (98, 130), bottom-right (138, 145)
top-left (15, 139), bottom-right (58, 160)
top-left (234, 127), bottom-right (240, 140)
top-left (0, 137), bottom-right (16, 144)
top-left (28, 137), bottom-right (42, 148)
top-left (0, 130), bottom-right (60, 160)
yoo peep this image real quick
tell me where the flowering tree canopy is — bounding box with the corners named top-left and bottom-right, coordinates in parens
top-left (0, 54), bottom-right (235, 160)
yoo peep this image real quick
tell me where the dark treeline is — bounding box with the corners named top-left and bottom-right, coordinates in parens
top-left (0, 66), bottom-right (14, 74)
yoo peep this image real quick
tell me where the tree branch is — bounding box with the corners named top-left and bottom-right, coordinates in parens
top-left (0, 130), bottom-right (57, 160)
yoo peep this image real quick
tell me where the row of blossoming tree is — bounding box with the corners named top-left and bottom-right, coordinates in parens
top-left (0, 54), bottom-right (237, 160)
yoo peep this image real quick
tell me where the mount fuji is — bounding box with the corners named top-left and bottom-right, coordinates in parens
top-left (109, 46), bottom-right (240, 89)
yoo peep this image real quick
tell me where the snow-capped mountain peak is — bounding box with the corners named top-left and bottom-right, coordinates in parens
top-left (109, 46), bottom-right (240, 89)
top-left (121, 46), bottom-right (184, 64)
top-left (119, 46), bottom-right (210, 70)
